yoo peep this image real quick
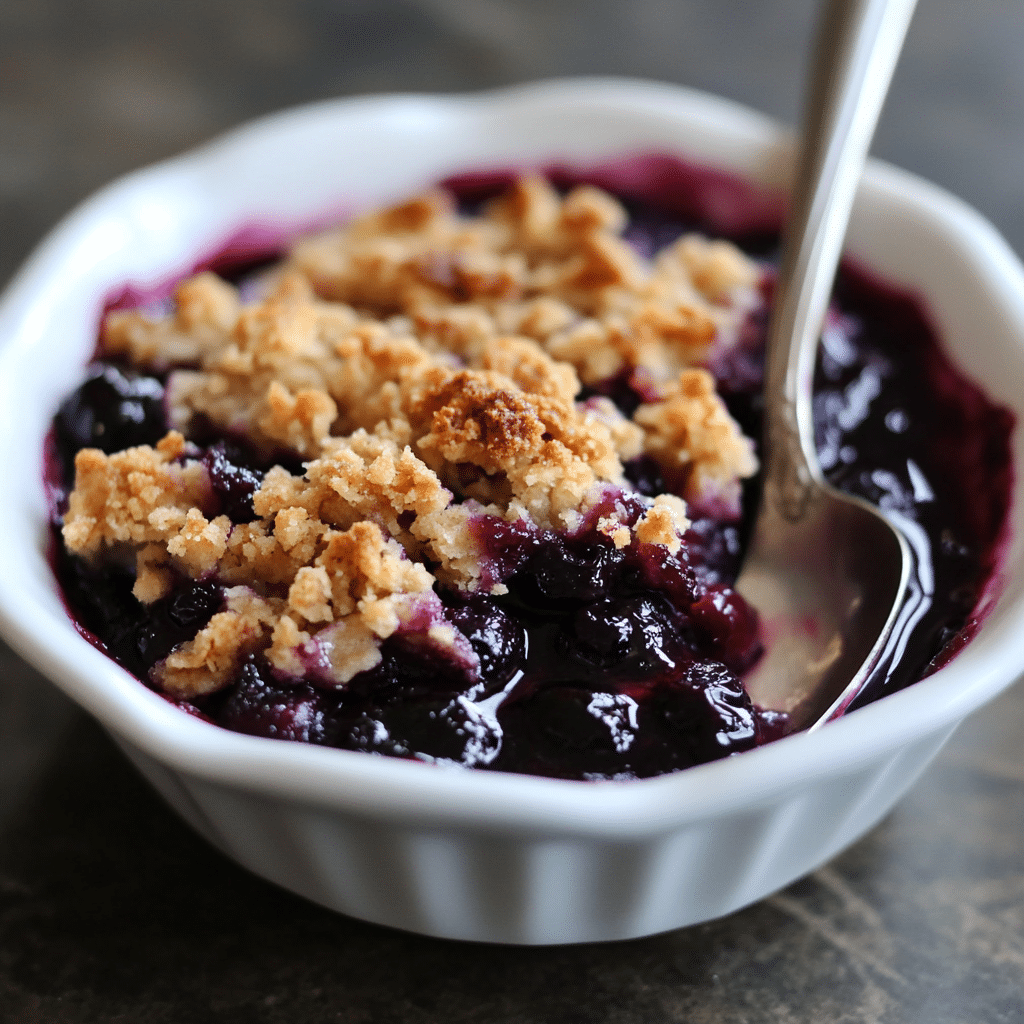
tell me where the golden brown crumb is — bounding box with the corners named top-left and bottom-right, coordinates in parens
top-left (156, 587), bottom-right (281, 697)
top-left (634, 369), bottom-right (758, 514)
top-left (104, 273), bottom-right (241, 370)
top-left (253, 430), bottom-right (452, 548)
top-left (580, 396), bottom-right (644, 461)
top-left (63, 432), bottom-right (214, 559)
top-left (412, 369), bottom-right (624, 529)
top-left (635, 495), bottom-right (691, 553)
top-left (597, 516), bottom-right (633, 549)
top-left (285, 175), bottom-right (759, 384)
top-left (665, 234), bottom-right (761, 303)
top-left (257, 382), bottom-right (338, 458)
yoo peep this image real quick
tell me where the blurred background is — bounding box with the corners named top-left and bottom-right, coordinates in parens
top-left (2, 3), bottom-right (1024, 1023)
top-left (3, 0), bottom-right (1024, 288)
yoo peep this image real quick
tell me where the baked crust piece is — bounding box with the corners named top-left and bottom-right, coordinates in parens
top-left (65, 176), bottom-right (763, 696)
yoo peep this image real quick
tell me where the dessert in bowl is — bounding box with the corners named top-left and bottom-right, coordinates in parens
top-left (46, 163), bottom-right (1008, 777)
top-left (2, 79), bottom-right (1024, 943)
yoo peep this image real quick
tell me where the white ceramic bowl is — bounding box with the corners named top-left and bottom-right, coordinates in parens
top-left (2, 79), bottom-right (1024, 945)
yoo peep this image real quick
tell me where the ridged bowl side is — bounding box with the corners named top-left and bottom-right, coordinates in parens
top-left (115, 724), bottom-right (956, 944)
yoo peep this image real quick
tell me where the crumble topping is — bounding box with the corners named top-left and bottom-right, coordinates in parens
top-left (62, 432), bottom-right (227, 589)
top-left (63, 175), bottom-right (762, 696)
top-left (287, 174), bottom-right (759, 387)
top-left (634, 369), bottom-right (759, 513)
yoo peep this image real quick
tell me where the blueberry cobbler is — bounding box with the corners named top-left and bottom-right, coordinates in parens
top-left (47, 160), bottom-right (1014, 780)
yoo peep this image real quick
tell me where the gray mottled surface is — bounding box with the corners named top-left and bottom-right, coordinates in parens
top-left (2, 1), bottom-right (1024, 1021)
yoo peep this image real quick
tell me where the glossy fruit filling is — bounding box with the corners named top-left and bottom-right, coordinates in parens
top-left (46, 156), bottom-right (1014, 780)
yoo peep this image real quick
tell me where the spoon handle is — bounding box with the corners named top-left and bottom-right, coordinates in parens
top-left (764, 0), bottom-right (917, 520)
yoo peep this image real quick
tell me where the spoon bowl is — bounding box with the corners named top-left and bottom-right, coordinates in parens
top-left (740, 483), bottom-right (910, 729)
top-left (736, 0), bottom-right (917, 728)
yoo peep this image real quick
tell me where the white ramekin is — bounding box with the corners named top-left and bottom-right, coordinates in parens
top-left (2, 79), bottom-right (1023, 945)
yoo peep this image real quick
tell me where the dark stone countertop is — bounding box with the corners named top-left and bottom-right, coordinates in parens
top-left (2, 2), bottom-right (1024, 1021)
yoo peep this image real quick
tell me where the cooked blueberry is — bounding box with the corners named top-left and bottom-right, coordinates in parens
top-left (508, 540), bottom-right (625, 609)
top-left (201, 441), bottom-right (264, 523)
top-left (57, 553), bottom-right (222, 682)
top-left (494, 684), bottom-right (642, 778)
top-left (333, 711), bottom-right (411, 757)
top-left (524, 687), bottom-right (604, 753)
top-left (54, 543), bottom-right (136, 640)
top-left (573, 601), bottom-right (636, 664)
top-left (218, 657), bottom-right (331, 743)
top-left (126, 581), bottom-right (222, 678)
top-left (623, 455), bottom-right (666, 498)
top-left (364, 693), bottom-right (502, 766)
top-left (54, 364), bottom-right (166, 480)
top-left (571, 595), bottom-right (686, 673)
top-left (105, 581), bottom-right (220, 679)
top-left (473, 515), bottom-right (540, 579)
top-left (636, 663), bottom-right (759, 771)
top-left (577, 370), bottom-right (643, 417)
top-left (625, 543), bottom-right (701, 610)
top-left (445, 598), bottom-right (527, 693)
top-left (685, 661), bottom-right (759, 749)
top-left (689, 583), bottom-right (762, 673)
top-left (167, 582), bottom-right (223, 630)
top-left (346, 635), bottom-right (474, 699)
top-left (683, 518), bottom-right (745, 586)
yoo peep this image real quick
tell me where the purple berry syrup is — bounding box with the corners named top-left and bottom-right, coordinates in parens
top-left (45, 156), bottom-right (1014, 780)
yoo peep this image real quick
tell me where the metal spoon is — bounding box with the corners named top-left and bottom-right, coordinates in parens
top-left (736, 0), bottom-right (917, 731)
